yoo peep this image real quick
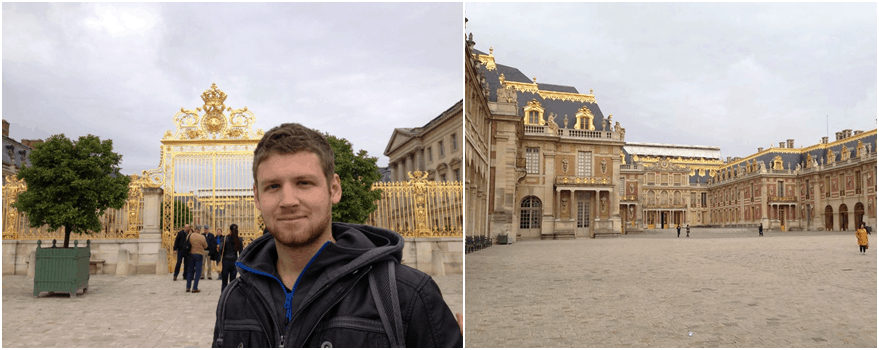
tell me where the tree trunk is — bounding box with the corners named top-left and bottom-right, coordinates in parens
top-left (64, 226), bottom-right (72, 248)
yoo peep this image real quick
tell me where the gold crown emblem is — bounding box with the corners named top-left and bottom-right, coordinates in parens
top-left (200, 83), bottom-right (228, 134)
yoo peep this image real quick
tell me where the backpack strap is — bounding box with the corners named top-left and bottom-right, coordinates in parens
top-left (368, 260), bottom-right (405, 348)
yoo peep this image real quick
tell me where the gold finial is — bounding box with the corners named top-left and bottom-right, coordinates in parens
top-left (590, 88), bottom-right (594, 95)
top-left (489, 47), bottom-right (494, 55)
top-left (533, 76), bottom-right (537, 84)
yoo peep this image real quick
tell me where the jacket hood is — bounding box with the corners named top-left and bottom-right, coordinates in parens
top-left (237, 222), bottom-right (403, 279)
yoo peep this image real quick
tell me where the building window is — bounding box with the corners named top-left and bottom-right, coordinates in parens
top-left (619, 177), bottom-right (625, 197)
top-left (577, 151), bottom-right (592, 177)
top-left (674, 173), bottom-right (681, 185)
top-left (526, 147), bottom-right (540, 174)
top-left (777, 181), bottom-right (784, 197)
top-left (451, 133), bottom-right (458, 150)
top-left (426, 147), bottom-right (433, 163)
top-left (454, 169), bottom-right (460, 182)
top-left (440, 174), bottom-right (447, 182)
top-left (528, 111), bottom-right (539, 125)
top-left (438, 141), bottom-right (445, 157)
top-left (805, 179), bottom-right (810, 199)
top-left (520, 196), bottom-right (542, 229)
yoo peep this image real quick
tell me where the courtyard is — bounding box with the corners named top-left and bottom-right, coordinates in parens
top-left (1, 272), bottom-right (462, 347)
top-left (465, 228), bottom-right (876, 347)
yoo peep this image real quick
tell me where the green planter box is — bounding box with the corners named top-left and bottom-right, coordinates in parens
top-left (33, 239), bottom-right (90, 298)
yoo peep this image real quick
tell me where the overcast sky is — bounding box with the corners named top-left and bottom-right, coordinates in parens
top-left (3, 2), bottom-right (462, 174)
top-left (466, 3), bottom-right (876, 159)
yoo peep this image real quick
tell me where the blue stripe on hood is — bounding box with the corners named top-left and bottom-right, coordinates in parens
top-left (235, 241), bottom-right (331, 323)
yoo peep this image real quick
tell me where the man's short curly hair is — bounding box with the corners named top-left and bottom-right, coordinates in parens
top-left (252, 123), bottom-right (335, 187)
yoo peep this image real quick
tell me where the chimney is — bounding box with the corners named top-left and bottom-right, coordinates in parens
top-left (2, 119), bottom-right (8, 137)
top-left (854, 130), bottom-right (864, 135)
top-left (843, 129), bottom-right (852, 138)
top-left (726, 156), bottom-right (731, 163)
top-left (758, 147), bottom-right (764, 152)
top-left (779, 142), bottom-right (785, 148)
top-left (786, 139), bottom-right (794, 148)
top-left (821, 136), bottom-right (829, 144)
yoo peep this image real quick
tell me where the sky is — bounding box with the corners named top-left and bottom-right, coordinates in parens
top-left (3, 2), bottom-right (463, 174)
top-left (466, 2), bottom-right (877, 159)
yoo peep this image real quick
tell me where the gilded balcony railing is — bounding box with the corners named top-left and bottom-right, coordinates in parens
top-left (555, 175), bottom-right (612, 186)
top-left (367, 171), bottom-right (463, 237)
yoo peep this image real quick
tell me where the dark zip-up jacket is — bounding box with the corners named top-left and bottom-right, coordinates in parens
top-left (212, 223), bottom-right (463, 347)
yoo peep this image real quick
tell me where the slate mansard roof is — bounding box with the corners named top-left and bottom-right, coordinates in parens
top-left (725, 132), bottom-right (877, 171)
top-left (476, 49), bottom-right (607, 131)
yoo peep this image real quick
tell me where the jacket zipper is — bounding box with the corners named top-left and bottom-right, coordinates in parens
top-left (298, 265), bottom-right (372, 347)
top-left (234, 241), bottom-right (330, 347)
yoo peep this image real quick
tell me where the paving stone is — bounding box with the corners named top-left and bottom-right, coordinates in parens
top-left (465, 229), bottom-right (876, 348)
top-left (3, 272), bottom-right (461, 347)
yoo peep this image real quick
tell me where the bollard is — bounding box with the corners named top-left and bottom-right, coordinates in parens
top-left (156, 248), bottom-right (169, 275)
top-left (116, 249), bottom-right (130, 277)
top-left (26, 250), bottom-right (36, 278)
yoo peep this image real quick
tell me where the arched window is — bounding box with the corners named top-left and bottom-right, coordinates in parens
top-left (520, 196), bottom-right (542, 229)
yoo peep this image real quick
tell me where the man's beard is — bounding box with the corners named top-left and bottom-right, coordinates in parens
top-left (269, 208), bottom-right (332, 249)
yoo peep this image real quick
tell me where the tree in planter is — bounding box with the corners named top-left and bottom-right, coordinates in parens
top-left (13, 134), bottom-right (130, 248)
top-left (326, 134), bottom-right (382, 224)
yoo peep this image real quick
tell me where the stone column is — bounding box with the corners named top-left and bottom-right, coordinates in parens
top-left (139, 187), bottom-right (165, 275)
top-left (414, 147), bottom-right (423, 172)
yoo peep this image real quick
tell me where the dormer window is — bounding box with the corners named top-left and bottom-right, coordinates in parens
top-left (575, 105), bottom-right (595, 130)
top-left (523, 99), bottom-right (545, 126)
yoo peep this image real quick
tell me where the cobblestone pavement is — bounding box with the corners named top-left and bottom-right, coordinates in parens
top-left (465, 229), bottom-right (876, 348)
top-left (2, 270), bottom-right (462, 347)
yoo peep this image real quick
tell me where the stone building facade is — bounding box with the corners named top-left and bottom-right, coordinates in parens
top-left (465, 32), bottom-right (878, 242)
top-left (465, 30), bottom-right (491, 241)
top-left (2, 119), bottom-right (43, 185)
top-left (384, 100), bottom-right (463, 183)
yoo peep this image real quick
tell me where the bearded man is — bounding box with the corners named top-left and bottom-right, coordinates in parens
top-left (212, 123), bottom-right (462, 347)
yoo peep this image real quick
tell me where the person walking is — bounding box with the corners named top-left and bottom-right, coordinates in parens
top-left (186, 227), bottom-right (207, 293)
top-left (172, 224), bottom-right (192, 281)
top-left (220, 224), bottom-right (243, 292)
top-left (856, 222), bottom-right (870, 255)
top-left (202, 225), bottom-right (216, 280)
top-left (212, 228), bottom-right (224, 277)
top-left (677, 224), bottom-right (681, 237)
top-left (686, 224), bottom-right (690, 238)
top-left (758, 223), bottom-right (764, 237)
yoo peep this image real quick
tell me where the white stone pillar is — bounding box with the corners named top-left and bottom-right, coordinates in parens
top-left (140, 186), bottom-right (165, 275)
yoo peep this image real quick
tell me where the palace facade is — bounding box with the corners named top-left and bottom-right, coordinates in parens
top-left (465, 32), bottom-right (877, 242)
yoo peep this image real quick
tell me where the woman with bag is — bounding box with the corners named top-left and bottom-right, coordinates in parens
top-left (220, 224), bottom-right (244, 292)
top-left (856, 222), bottom-right (870, 255)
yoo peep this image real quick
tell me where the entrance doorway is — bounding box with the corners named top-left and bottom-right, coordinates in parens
top-left (660, 212), bottom-right (667, 229)
top-left (825, 205), bottom-right (834, 231)
top-left (575, 192), bottom-right (590, 237)
top-left (779, 208), bottom-right (786, 231)
top-left (855, 202), bottom-right (865, 229)
top-left (839, 204), bottom-right (849, 231)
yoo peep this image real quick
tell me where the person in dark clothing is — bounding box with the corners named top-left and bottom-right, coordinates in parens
top-left (212, 123), bottom-right (462, 347)
top-left (677, 224), bottom-right (681, 237)
top-left (200, 225), bottom-right (216, 280)
top-left (686, 224), bottom-right (690, 238)
top-left (759, 223), bottom-right (764, 236)
top-left (219, 224), bottom-right (243, 292)
top-left (211, 227), bottom-right (224, 276)
top-left (172, 224), bottom-right (192, 281)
